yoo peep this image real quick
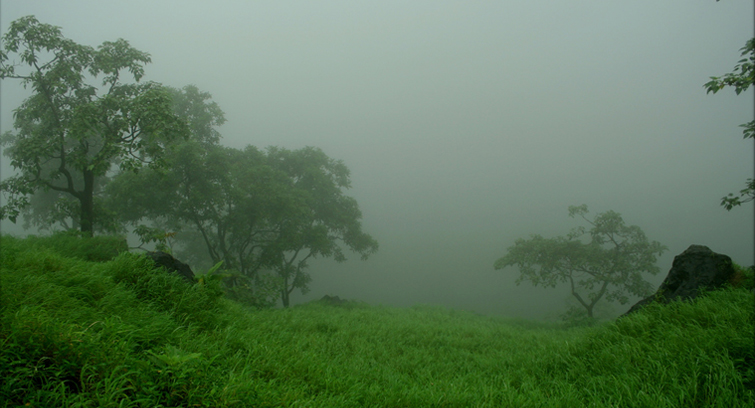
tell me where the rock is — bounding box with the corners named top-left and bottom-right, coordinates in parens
top-left (623, 245), bottom-right (736, 316)
top-left (320, 295), bottom-right (346, 306)
top-left (309, 295), bottom-right (367, 309)
top-left (146, 251), bottom-right (195, 283)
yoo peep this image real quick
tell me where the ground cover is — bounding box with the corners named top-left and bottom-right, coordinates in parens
top-left (0, 234), bottom-right (752, 407)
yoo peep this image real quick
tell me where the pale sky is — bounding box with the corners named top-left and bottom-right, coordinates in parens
top-left (1, 1), bottom-right (753, 318)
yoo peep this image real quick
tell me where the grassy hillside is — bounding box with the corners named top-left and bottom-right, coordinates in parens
top-left (0, 234), bottom-right (752, 407)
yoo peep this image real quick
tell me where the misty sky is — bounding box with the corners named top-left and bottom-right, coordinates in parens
top-left (1, 1), bottom-right (753, 319)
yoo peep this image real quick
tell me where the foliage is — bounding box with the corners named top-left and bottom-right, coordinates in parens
top-left (8, 84), bottom-right (221, 235)
top-left (166, 84), bottom-right (226, 146)
top-left (108, 142), bottom-right (378, 307)
top-left (1, 234), bottom-right (752, 406)
top-left (0, 235), bottom-right (236, 406)
top-left (131, 224), bottom-right (177, 253)
top-left (259, 146), bottom-right (379, 307)
top-left (103, 83), bottom-right (226, 252)
top-left (108, 253), bottom-right (226, 331)
top-left (494, 205), bottom-right (668, 318)
top-left (704, 35), bottom-right (755, 210)
top-left (730, 262), bottom-right (755, 291)
top-left (0, 16), bottom-right (187, 235)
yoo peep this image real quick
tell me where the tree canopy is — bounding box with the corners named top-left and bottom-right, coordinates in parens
top-left (107, 141), bottom-right (378, 307)
top-left (494, 205), bottom-right (667, 318)
top-left (261, 146), bottom-right (379, 307)
top-left (0, 16), bottom-right (187, 235)
top-left (101, 84), bottom-right (377, 307)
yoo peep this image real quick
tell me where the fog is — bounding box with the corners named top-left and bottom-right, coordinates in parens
top-left (1, 0), bottom-right (753, 319)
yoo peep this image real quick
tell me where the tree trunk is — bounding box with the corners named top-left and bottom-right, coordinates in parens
top-left (281, 285), bottom-right (290, 308)
top-left (79, 169), bottom-right (95, 236)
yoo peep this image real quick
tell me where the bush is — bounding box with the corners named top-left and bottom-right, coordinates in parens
top-left (730, 262), bottom-right (755, 291)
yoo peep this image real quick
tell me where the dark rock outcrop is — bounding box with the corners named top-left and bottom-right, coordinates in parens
top-left (320, 295), bottom-right (346, 306)
top-left (146, 251), bottom-right (195, 283)
top-left (623, 244), bottom-right (736, 316)
top-left (308, 295), bottom-right (367, 309)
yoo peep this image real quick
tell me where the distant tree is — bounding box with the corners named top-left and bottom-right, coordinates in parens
top-left (0, 16), bottom-right (187, 235)
top-left (703, 29), bottom-right (754, 210)
top-left (494, 205), bottom-right (667, 318)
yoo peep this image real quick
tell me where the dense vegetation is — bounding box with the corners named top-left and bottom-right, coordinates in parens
top-left (0, 17), bottom-right (377, 308)
top-left (0, 7), bottom-right (753, 406)
top-left (1, 234), bottom-right (752, 407)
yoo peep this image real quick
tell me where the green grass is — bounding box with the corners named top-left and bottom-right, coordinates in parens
top-left (0, 234), bottom-right (753, 407)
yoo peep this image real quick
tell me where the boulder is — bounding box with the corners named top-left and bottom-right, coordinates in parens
top-left (623, 244), bottom-right (736, 316)
top-left (319, 294), bottom-right (346, 306)
top-left (146, 251), bottom-right (195, 284)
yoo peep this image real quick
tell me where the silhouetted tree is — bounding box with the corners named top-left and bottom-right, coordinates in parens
top-left (108, 142), bottom-right (378, 307)
top-left (494, 205), bottom-right (667, 318)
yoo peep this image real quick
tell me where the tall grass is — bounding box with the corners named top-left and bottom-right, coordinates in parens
top-left (1, 234), bottom-right (752, 407)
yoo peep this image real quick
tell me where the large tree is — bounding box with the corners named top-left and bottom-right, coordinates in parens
top-left (108, 141), bottom-right (378, 307)
top-left (261, 146), bottom-right (379, 307)
top-left (3, 86), bottom-right (217, 235)
top-left (494, 205), bottom-right (667, 318)
top-left (0, 16), bottom-right (187, 235)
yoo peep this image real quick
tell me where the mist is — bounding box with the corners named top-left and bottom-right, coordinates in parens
top-left (1, 0), bottom-right (752, 319)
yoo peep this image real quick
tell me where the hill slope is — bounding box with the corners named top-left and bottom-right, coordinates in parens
top-left (0, 234), bottom-right (752, 407)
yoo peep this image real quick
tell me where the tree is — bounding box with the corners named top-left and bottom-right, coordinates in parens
top-left (704, 32), bottom-right (754, 210)
top-left (18, 174), bottom-right (118, 233)
top-left (108, 140), bottom-right (378, 307)
top-left (14, 152), bottom-right (122, 233)
top-left (494, 205), bottom-right (667, 318)
top-left (0, 16), bottom-right (187, 235)
top-left (166, 84), bottom-right (225, 147)
top-left (261, 146), bottom-right (379, 307)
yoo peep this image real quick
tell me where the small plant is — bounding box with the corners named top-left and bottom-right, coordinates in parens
top-left (132, 225), bottom-right (177, 253)
top-left (194, 261), bottom-right (228, 300)
top-left (194, 261), bottom-right (226, 286)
